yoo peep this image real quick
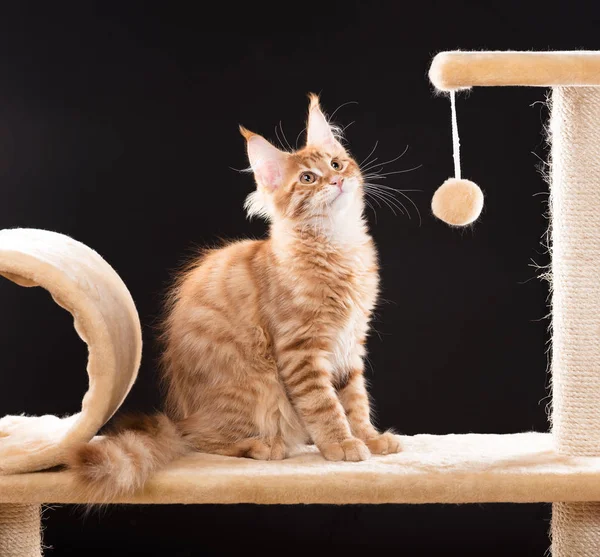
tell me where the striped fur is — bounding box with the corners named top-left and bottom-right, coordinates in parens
top-left (68, 94), bottom-right (400, 500)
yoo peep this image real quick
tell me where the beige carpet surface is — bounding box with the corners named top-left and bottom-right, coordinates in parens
top-left (1, 432), bottom-right (600, 505)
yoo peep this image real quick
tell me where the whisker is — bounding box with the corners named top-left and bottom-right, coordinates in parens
top-left (229, 165), bottom-right (253, 174)
top-left (364, 184), bottom-right (422, 226)
top-left (364, 185), bottom-right (413, 218)
top-left (279, 121), bottom-right (293, 151)
top-left (362, 173), bottom-right (386, 181)
top-left (363, 198), bottom-right (378, 224)
top-left (371, 194), bottom-right (397, 216)
top-left (397, 190), bottom-right (422, 226)
top-left (359, 141), bottom-right (379, 168)
top-left (341, 121), bottom-right (355, 133)
top-left (329, 100), bottom-right (359, 121)
top-left (361, 145), bottom-right (410, 174)
top-left (295, 127), bottom-right (307, 149)
top-left (364, 188), bottom-right (402, 217)
top-left (365, 186), bottom-right (407, 211)
top-left (364, 164), bottom-right (423, 178)
top-left (274, 125), bottom-right (285, 150)
top-left (361, 159), bottom-right (379, 173)
top-left (363, 182), bottom-right (422, 194)
top-left (366, 194), bottom-right (383, 210)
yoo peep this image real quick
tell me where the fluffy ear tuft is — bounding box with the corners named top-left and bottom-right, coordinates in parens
top-left (239, 125), bottom-right (255, 141)
top-left (308, 92), bottom-right (321, 111)
top-left (241, 128), bottom-right (289, 190)
top-left (306, 94), bottom-right (343, 150)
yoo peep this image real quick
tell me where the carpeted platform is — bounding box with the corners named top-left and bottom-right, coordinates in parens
top-left (1, 432), bottom-right (599, 505)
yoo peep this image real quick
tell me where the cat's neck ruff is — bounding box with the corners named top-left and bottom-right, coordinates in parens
top-left (271, 195), bottom-right (371, 257)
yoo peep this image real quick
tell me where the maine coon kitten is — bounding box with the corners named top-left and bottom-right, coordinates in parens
top-left (69, 94), bottom-right (401, 499)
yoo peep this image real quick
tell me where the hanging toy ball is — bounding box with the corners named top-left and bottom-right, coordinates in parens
top-left (431, 178), bottom-right (484, 226)
top-left (432, 90), bottom-right (485, 227)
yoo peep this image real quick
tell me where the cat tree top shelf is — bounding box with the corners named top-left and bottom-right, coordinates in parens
top-left (429, 51), bottom-right (600, 91)
top-left (2, 432), bottom-right (600, 505)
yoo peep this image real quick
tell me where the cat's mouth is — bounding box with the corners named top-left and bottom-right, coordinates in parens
top-left (328, 190), bottom-right (346, 206)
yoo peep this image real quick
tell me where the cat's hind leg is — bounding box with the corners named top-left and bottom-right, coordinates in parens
top-left (212, 436), bottom-right (286, 460)
top-left (179, 404), bottom-right (288, 461)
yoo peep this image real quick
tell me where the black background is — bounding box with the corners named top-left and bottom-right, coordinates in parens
top-left (0, 2), bottom-right (597, 555)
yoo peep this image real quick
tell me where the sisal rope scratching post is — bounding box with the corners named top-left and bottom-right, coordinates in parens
top-left (0, 504), bottom-right (42, 557)
top-left (549, 86), bottom-right (600, 554)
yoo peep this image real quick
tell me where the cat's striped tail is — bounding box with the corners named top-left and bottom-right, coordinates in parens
top-left (67, 413), bottom-right (190, 501)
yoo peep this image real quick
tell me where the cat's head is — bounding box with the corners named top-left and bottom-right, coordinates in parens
top-left (241, 94), bottom-right (363, 225)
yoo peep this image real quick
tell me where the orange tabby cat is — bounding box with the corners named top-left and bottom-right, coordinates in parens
top-left (68, 94), bottom-right (401, 500)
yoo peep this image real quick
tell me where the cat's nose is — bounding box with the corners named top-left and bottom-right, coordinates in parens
top-left (330, 176), bottom-right (344, 190)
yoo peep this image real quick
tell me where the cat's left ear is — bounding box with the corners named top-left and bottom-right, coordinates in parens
top-left (306, 93), bottom-right (343, 151)
top-left (240, 126), bottom-right (290, 190)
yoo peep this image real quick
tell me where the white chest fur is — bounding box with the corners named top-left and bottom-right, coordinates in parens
top-left (330, 305), bottom-right (369, 375)
top-left (329, 246), bottom-right (377, 377)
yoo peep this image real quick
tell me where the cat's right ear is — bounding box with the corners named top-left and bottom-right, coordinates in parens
top-left (240, 126), bottom-right (289, 191)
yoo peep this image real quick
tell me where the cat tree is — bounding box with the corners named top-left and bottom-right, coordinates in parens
top-left (1, 51), bottom-right (599, 556)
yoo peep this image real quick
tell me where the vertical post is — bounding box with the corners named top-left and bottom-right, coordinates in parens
top-left (550, 86), bottom-right (600, 555)
top-left (0, 504), bottom-right (42, 557)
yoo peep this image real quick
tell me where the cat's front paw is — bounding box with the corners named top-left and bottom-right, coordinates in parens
top-left (365, 431), bottom-right (402, 455)
top-left (319, 438), bottom-right (370, 462)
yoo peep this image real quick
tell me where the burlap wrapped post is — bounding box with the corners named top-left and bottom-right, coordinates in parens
top-left (0, 504), bottom-right (42, 557)
top-left (550, 86), bottom-right (600, 555)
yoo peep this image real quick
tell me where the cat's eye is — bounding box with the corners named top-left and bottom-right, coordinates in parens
top-left (300, 172), bottom-right (316, 184)
top-left (331, 159), bottom-right (343, 171)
